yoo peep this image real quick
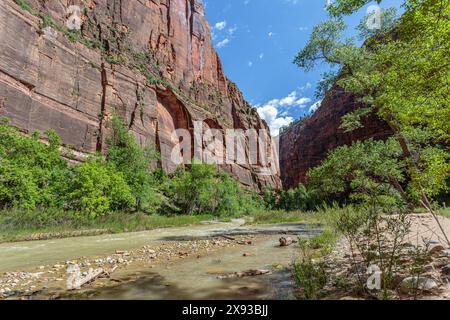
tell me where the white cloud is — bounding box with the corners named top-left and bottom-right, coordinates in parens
top-left (228, 26), bottom-right (238, 35)
top-left (296, 97), bottom-right (312, 105)
top-left (279, 92), bottom-right (297, 106)
top-left (248, 61), bottom-right (253, 67)
top-left (215, 21), bottom-right (227, 30)
top-left (216, 38), bottom-right (230, 48)
top-left (309, 100), bottom-right (323, 113)
top-left (257, 104), bottom-right (293, 136)
top-left (214, 22), bottom-right (237, 49)
top-left (256, 91), bottom-right (312, 136)
top-left (278, 91), bottom-right (311, 107)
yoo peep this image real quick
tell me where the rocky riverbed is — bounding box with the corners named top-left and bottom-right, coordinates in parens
top-left (0, 221), bottom-right (321, 300)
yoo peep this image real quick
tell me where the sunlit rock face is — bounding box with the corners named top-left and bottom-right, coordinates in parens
top-left (0, 0), bottom-right (281, 191)
top-left (279, 87), bottom-right (393, 190)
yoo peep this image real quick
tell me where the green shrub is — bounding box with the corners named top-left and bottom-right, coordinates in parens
top-left (0, 120), bottom-right (69, 209)
top-left (166, 162), bottom-right (263, 216)
top-left (303, 229), bottom-right (338, 254)
top-left (106, 116), bottom-right (164, 213)
top-left (262, 184), bottom-right (320, 212)
top-left (0, 208), bottom-right (93, 230)
top-left (167, 163), bottom-right (218, 215)
top-left (0, 118), bottom-right (263, 219)
top-left (215, 171), bottom-right (264, 216)
top-left (262, 187), bottom-right (279, 210)
top-left (0, 159), bottom-right (40, 209)
top-left (279, 184), bottom-right (319, 211)
top-left (294, 259), bottom-right (328, 300)
top-left (65, 160), bottom-right (135, 217)
top-left (307, 139), bottom-right (406, 209)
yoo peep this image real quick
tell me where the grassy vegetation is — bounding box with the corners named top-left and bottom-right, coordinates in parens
top-left (244, 208), bottom-right (338, 300)
top-left (294, 259), bottom-right (328, 300)
top-left (439, 208), bottom-right (450, 219)
top-left (0, 209), bottom-right (215, 243)
top-left (0, 208), bottom-right (328, 243)
top-left (293, 229), bottom-right (338, 300)
top-left (245, 210), bottom-right (323, 225)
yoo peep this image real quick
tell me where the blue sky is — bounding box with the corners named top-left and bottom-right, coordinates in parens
top-left (203, 0), bottom-right (403, 135)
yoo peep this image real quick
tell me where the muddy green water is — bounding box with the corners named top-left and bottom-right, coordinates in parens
top-left (78, 238), bottom-right (305, 300)
top-left (1, 221), bottom-right (321, 300)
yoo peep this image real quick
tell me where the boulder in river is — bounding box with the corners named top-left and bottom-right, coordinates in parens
top-left (279, 237), bottom-right (297, 247)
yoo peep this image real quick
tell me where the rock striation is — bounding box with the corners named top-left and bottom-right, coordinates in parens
top-left (0, 0), bottom-right (281, 191)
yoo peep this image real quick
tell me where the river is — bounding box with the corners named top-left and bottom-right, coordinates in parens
top-left (0, 220), bottom-right (322, 300)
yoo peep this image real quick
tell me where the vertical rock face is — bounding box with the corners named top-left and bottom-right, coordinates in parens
top-left (0, 0), bottom-right (281, 191)
top-left (279, 88), bottom-right (393, 189)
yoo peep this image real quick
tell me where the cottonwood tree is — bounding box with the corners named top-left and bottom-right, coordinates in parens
top-left (296, 0), bottom-right (450, 243)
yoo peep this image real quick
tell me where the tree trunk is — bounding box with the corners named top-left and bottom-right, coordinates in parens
top-left (386, 120), bottom-right (450, 245)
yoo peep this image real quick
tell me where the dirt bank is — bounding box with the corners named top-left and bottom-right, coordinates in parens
top-left (320, 214), bottom-right (450, 300)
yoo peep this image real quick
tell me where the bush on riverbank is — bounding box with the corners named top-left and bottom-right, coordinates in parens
top-left (0, 118), bottom-right (68, 210)
top-left (0, 118), bottom-right (264, 219)
top-left (166, 163), bottom-right (264, 216)
top-left (263, 184), bottom-right (322, 212)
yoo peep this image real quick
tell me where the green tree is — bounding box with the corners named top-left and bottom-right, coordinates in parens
top-left (0, 119), bottom-right (69, 209)
top-left (308, 138), bottom-right (406, 209)
top-left (106, 115), bottom-right (163, 213)
top-left (279, 184), bottom-right (319, 212)
top-left (307, 140), bottom-right (413, 298)
top-left (66, 159), bottom-right (135, 217)
top-left (295, 0), bottom-right (450, 242)
top-left (166, 162), bottom-right (262, 216)
top-left (167, 163), bottom-right (218, 215)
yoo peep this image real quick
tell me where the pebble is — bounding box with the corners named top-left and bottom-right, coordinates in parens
top-left (399, 276), bottom-right (439, 293)
top-left (429, 244), bottom-right (445, 255)
top-left (442, 264), bottom-right (450, 275)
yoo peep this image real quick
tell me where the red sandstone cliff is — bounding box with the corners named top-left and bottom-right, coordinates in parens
top-left (0, 0), bottom-right (281, 190)
top-left (279, 88), bottom-right (392, 189)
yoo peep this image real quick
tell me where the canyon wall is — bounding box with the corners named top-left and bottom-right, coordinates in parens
top-left (0, 0), bottom-right (281, 191)
top-left (279, 88), bottom-right (393, 189)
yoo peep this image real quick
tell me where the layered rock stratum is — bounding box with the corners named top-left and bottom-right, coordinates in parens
top-left (0, 0), bottom-right (281, 190)
top-left (279, 88), bottom-right (392, 189)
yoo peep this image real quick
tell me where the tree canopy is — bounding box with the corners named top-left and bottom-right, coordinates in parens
top-left (296, 0), bottom-right (449, 206)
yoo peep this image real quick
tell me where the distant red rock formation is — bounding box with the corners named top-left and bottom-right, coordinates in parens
top-left (279, 87), bottom-right (392, 189)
